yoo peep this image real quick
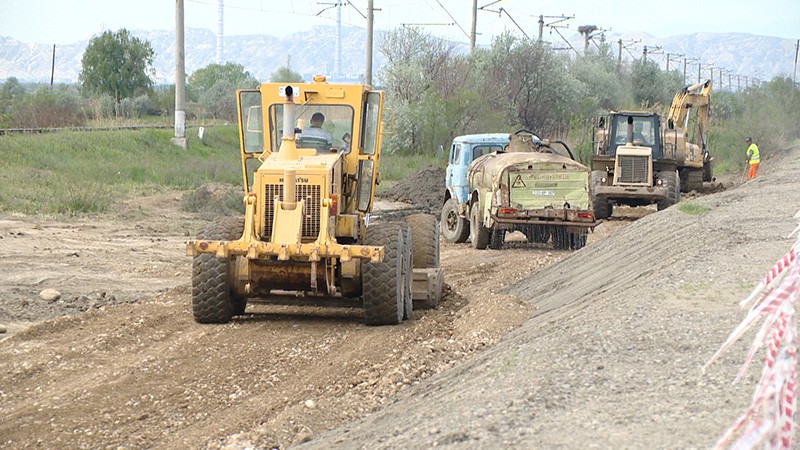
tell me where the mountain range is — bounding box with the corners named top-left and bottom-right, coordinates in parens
top-left (0, 26), bottom-right (796, 87)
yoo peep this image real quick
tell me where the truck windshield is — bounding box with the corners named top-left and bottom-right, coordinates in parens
top-left (610, 115), bottom-right (660, 157)
top-left (268, 104), bottom-right (354, 153)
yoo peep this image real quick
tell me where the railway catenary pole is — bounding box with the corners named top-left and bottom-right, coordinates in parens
top-left (366, 0), bottom-right (373, 85)
top-left (470, 0), bottom-right (477, 52)
top-left (172, 0), bottom-right (187, 149)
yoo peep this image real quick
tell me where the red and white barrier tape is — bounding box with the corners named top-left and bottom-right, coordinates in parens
top-left (706, 211), bottom-right (800, 450)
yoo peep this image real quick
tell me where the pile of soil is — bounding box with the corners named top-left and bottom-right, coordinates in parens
top-left (378, 166), bottom-right (445, 214)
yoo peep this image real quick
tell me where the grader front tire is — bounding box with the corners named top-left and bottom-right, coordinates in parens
top-left (363, 223), bottom-right (406, 326)
top-left (192, 217), bottom-right (246, 323)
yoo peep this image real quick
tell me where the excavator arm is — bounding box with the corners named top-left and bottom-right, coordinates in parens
top-left (667, 79), bottom-right (712, 152)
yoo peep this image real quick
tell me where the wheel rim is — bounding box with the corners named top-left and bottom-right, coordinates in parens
top-left (446, 208), bottom-right (459, 232)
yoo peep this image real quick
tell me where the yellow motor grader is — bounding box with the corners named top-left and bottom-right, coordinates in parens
top-left (186, 76), bottom-right (443, 325)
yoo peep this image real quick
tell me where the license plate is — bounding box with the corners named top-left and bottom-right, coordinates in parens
top-left (532, 190), bottom-right (556, 196)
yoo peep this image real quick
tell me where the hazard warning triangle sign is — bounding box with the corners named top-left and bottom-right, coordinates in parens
top-left (512, 175), bottom-right (526, 188)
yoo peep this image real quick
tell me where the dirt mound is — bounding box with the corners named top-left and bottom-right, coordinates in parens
top-left (378, 166), bottom-right (445, 214)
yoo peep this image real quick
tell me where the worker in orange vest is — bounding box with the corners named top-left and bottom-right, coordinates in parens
top-left (745, 137), bottom-right (760, 180)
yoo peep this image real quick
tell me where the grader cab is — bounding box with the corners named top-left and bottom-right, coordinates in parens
top-left (186, 76), bottom-right (443, 325)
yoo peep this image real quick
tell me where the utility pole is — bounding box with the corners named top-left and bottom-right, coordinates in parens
top-left (366, 0), bottom-right (373, 86)
top-left (737, 75), bottom-right (741, 91)
top-left (172, 0), bottom-right (187, 149)
top-left (336, 0), bottom-right (342, 79)
top-left (216, 0), bottom-right (223, 64)
top-left (470, 0), bottom-right (477, 52)
top-left (643, 45), bottom-right (648, 61)
top-left (794, 39), bottom-right (799, 84)
top-left (618, 39), bottom-right (622, 71)
top-left (50, 44), bottom-right (56, 87)
top-left (718, 68), bottom-right (724, 91)
top-left (538, 15), bottom-right (544, 40)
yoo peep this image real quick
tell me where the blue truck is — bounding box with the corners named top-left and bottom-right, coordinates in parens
top-left (441, 133), bottom-right (512, 243)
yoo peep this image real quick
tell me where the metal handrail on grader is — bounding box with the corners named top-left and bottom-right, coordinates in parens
top-left (186, 76), bottom-right (443, 325)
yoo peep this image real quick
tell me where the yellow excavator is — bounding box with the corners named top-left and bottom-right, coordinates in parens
top-left (186, 76), bottom-right (443, 325)
top-left (666, 79), bottom-right (713, 192)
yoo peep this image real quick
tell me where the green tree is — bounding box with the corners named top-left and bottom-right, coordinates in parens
top-left (188, 63), bottom-right (258, 121)
top-left (79, 29), bottom-right (155, 113)
top-left (483, 34), bottom-right (579, 136)
top-left (629, 59), bottom-right (682, 107)
top-left (270, 67), bottom-right (303, 83)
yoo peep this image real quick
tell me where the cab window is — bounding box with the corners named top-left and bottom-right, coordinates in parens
top-left (472, 145), bottom-right (503, 160)
top-left (450, 144), bottom-right (461, 164)
top-left (268, 104), bottom-right (354, 153)
top-left (361, 92), bottom-right (381, 155)
top-left (239, 91), bottom-right (263, 154)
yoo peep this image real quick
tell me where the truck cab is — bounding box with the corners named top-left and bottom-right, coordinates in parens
top-left (441, 133), bottom-right (512, 243)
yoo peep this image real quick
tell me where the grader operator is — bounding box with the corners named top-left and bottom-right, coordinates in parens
top-left (186, 76), bottom-right (443, 325)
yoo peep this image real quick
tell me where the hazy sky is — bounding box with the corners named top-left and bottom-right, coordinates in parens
top-left (1, 0), bottom-right (798, 46)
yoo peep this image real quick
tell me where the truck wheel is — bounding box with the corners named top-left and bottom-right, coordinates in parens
top-left (489, 228), bottom-right (505, 250)
top-left (404, 213), bottom-right (439, 268)
top-left (441, 198), bottom-right (469, 243)
top-left (571, 232), bottom-right (588, 250)
top-left (363, 222), bottom-right (406, 326)
top-left (192, 217), bottom-right (246, 323)
top-left (590, 170), bottom-right (612, 219)
top-left (552, 227), bottom-right (569, 250)
top-left (657, 170), bottom-right (680, 211)
top-left (524, 226), bottom-right (550, 243)
top-left (469, 204), bottom-right (490, 250)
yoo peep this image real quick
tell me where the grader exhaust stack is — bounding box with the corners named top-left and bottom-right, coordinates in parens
top-left (277, 85), bottom-right (300, 162)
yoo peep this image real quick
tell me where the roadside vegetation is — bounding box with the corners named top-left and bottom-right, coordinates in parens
top-left (378, 28), bottom-right (800, 174)
top-left (0, 127), bottom-right (241, 215)
top-left (1, 27), bottom-right (798, 216)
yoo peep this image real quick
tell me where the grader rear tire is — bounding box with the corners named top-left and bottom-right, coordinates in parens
top-left (363, 222), bottom-right (406, 326)
top-left (192, 217), bottom-right (246, 323)
top-left (404, 213), bottom-right (439, 269)
top-left (402, 226), bottom-right (413, 321)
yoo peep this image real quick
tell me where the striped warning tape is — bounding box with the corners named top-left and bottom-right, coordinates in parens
top-left (707, 211), bottom-right (800, 450)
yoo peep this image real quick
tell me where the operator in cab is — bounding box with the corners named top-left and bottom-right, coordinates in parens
top-left (297, 112), bottom-right (333, 152)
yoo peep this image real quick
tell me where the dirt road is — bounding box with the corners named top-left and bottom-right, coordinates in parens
top-left (0, 191), bottom-right (643, 448)
top-left (0, 142), bottom-right (776, 449)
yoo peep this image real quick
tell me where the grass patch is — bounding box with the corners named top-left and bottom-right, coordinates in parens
top-left (679, 282), bottom-right (710, 292)
top-left (0, 126), bottom-right (242, 215)
top-left (678, 202), bottom-right (711, 216)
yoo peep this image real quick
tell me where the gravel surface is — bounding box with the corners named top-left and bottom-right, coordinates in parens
top-left (1, 145), bottom-right (797, 449)
top-left (302, 143), bottom-right (800, 449)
